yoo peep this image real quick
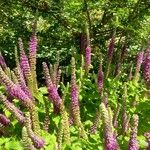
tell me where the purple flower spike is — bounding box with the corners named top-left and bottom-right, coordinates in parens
top-left (43, 62), bottom-right (61, 112)
top-left (128, 114), bottom-right (139, 150)
top-left (29, 34), bottom-right (38, 92)
top-left (47, 86), bottom-right (61, 109)
top-left (0, 52), bottom-right (7, 69)
top-left (7, 85), bottom-right (31, 105)
top-left (0, 114), bottom-right (10, 126)
top-left (71, 57), bottom-right (79, 109)
top-left (143, 46), bottom-right (150, 85)
top-left (31, 135), bottom-right (45, 149)
top-left (84, 46), bottom-right (91, 72)
top-left (105, 136), bottom-right (119, 150)
top-left (25, 112), bottom-right (45, 149)
top-left (19, 38), bottom-right (32, 83)
top-left (0, 67), bottom-right (32, 108)
top-left (14, 67), bottom-right (32, 99)
top-left (71, 84), bottom-right (79, 107)
top-left (0, 92), bottom-right (25, 124)
top-left (100, 103), bottom-right (119, 150)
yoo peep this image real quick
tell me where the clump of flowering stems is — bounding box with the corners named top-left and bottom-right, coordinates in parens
top-left (43, 62), bottom-right (70, 143)
top-left (144, 132), bottom-right (150, 150)
top-left (128, 114), bottom-right (139, 150)
top-left (18, 33), bottom-right (42, 134)
top-left (14, 67), bottom-right (32, 99)
top-left (0, 67), bottom-right (32, 108)
top-left (19, 38), bottom-right (34, 95)
top-left (105, 32), bottom-right (116, 78)
top-left (100, 103), bottom-right (119, 150)
top-left (0, 66), bottom-right (40, 135)
top-left (143, 46), bottom-right (150, 85)
top-left (71, 57), bottom-right (87, 139)
top-left (24, 112), bottom-right (45, 149)
top-left (0, 33), bottom-right (42, 135)
top-left (42, 62), bottom-right (61, 113)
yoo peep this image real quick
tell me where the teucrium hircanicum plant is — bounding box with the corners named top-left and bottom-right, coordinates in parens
top-left (19, 38), bottom-right (34, 95)
top-left (29, 33), bottom-right (38, 93)
top-left (56, 120), bottom-right (63, 150)
top-left (43, 62), bottom-right (70, 143)
top-left (42, 62), bottom-right (61, 113)
top-left (135, 50), bottom-right (144, 79)
top-left (90, 109), bottom-right (101, 134)
top-left (71, 57), bottom-right (87, 139)
top-left (122, 83), bottom-right (130, 135)
top-left (0, 33), bottom-right (41, 135)
top-left (0, 91), bottom-right (25, 124)
top-left (59, 100), bottom-right (70, 144)
top-left (128, 114), bottom-right (139, 150)
top-left (143, 46), bottom-right (150, 86)
top-left (0, 67), bottom-right (33, 108)
top-left (24, 112), bottom-right (45, 149)
top-left (22, 126), bottom-right (37, 150)
top-left (100, 103), bottom-right (119, 150)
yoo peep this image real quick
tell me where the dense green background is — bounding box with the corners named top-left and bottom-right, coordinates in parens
top-left (0, 0), bottom-right (150, 68)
